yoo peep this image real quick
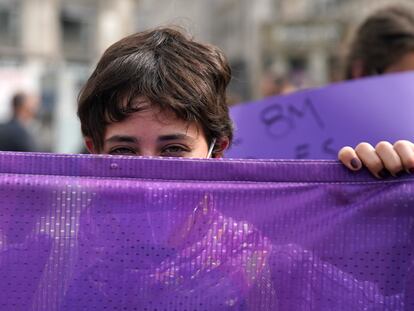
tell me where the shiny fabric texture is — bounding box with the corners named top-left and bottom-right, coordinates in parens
top-left (0, 152), bottom-right (413, 311)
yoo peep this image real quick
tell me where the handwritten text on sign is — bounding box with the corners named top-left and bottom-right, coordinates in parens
top-left (226, 72), bottom-right (414, 159)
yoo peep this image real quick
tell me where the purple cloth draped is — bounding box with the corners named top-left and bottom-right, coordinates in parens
top-left (0, 152), bottom-right (413, 310)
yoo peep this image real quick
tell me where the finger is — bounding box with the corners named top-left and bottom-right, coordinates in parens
top-left (355, 142), bottom-right (385, 178)
top-left (338, 146), bottom-right (362, 171)
top-left (375, 141), bottom-right (403, 176)
top-left (393, 140), bottom-right (414, 173)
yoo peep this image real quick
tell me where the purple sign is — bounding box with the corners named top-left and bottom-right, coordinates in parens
top-left (0, 152), bottom-right (413, 310)
top-left (227, 72), bottom-right (414, 159)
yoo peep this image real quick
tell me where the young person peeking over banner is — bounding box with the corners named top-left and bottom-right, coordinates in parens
top-left (55, 27), bottom-right (413, 309)
top-left (77, 27), bottom-right (414, 179)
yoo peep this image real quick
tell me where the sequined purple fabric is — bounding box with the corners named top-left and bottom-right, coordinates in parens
top-left (0, 152), bottom-right (412, 310)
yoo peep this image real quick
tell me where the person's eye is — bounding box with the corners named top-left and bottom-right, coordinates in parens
top-left (161, 145), bottom-right (190, 157)
top-left (108, 147), bottom-right (137, 155)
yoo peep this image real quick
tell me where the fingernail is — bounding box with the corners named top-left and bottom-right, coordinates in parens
top-left (350, 158), bottom-right (361, 169)
top-left (378, 169), bottom-right (390, 179)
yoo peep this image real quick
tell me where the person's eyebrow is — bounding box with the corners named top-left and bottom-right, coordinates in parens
top-left (157, 133), bottom-right (195, 142)
top-left (105, 135), bottom-right (139, 143)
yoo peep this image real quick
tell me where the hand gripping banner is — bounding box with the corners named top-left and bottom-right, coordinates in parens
top-left (0, 152), bottom-right (413, 310)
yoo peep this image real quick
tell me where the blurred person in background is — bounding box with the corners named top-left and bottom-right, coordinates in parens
top-left (260, 70), bottom-right (296, 98)
top-left (344, 5), bottom-right (414, 79)
top-left (0, 92), bottom-right (40, 152)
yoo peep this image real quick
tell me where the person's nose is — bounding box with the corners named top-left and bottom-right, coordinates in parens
top-left (139, 148), bottom-right (158, 157)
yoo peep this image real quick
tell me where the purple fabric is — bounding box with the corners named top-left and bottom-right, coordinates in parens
top-left (0, 152), bottom-right (413, 310)
top-left (227, 72), bottom-right (414, 159)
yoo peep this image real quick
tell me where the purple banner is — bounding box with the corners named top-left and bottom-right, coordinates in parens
top-left (0, 152), bottom-right (413, 310)
top-left (227, 72), bottom-right (414, 159)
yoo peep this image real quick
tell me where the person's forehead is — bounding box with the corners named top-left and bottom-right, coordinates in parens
top-left (104, 96), bottom-right (205, 139)
top-left (105, 109), bottom-right (201, 138)
top-left (125, 97), bottom-right (178, 122)
top-left (124, 106), bottom-right (183, 126)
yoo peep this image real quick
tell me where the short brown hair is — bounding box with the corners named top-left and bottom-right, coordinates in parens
top-left (11, 92), bottom-right (26, 116)
top-left (345, 5), bottom-right (414, 79)
top-left (78, 27), bottom-right (233, 152)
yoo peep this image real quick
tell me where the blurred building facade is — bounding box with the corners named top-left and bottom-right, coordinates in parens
top-left (262, 0), bottom-right (414, 89)
top-left (0, 0), bottom-right (137, 152)
top-left (0, 0), bottom-right (411, 152)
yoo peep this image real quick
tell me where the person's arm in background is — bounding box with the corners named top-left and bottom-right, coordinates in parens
top-left (338, 140), bottom-right (414, 178)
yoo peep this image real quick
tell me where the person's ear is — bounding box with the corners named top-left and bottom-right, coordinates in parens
top-left (84, 138), bottom-right (96, 154)
top-left (213, 137), bottom-right (230, 158)
top-left (351, 59), bottom-right (365, 79)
